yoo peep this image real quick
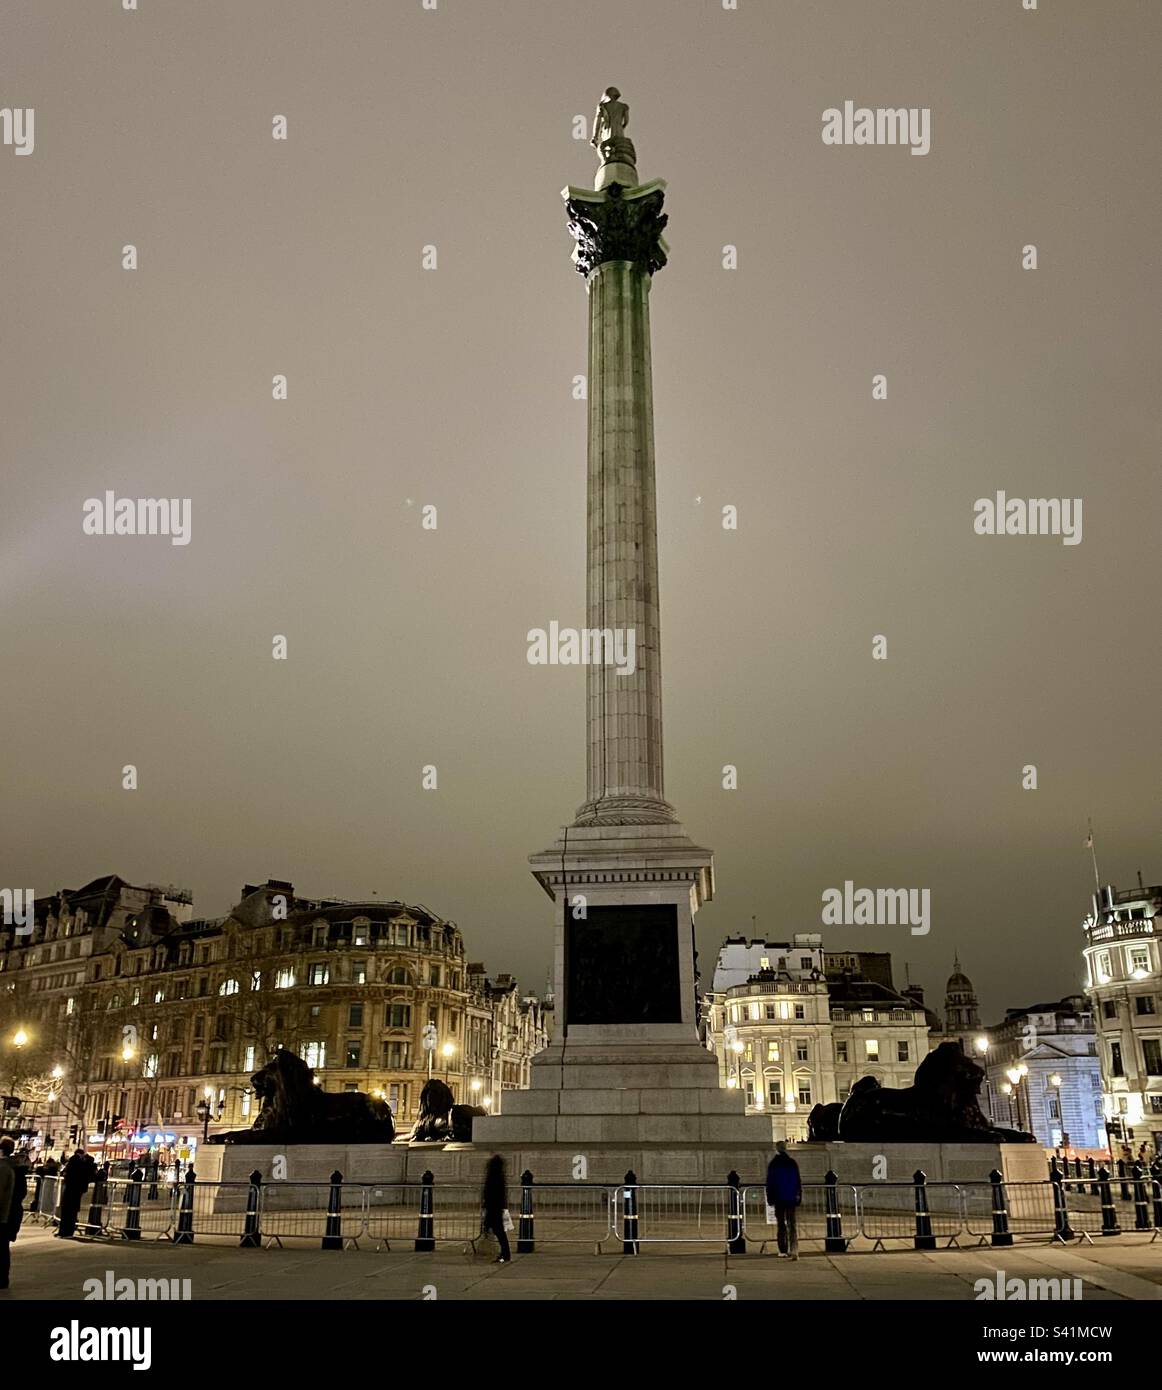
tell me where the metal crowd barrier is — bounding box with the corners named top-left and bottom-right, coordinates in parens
top-left (17, 1165), bottom-right (1162, 1253)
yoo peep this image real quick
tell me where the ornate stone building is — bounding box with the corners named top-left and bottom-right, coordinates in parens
top-left (705, 934), bottom-right (934, 1141)
top-left (0, 874), bottom-right (550, 1159)
top-left (1082, 880), bottom-right (1162, 1155)
top-left (979, 998), bottom-right (1103, 1150)
top-left (943, 954), bottom-right (982, 1054)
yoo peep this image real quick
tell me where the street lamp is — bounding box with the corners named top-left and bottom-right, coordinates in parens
top-left (441, 1041), bottom-right (455, 1090)
top-left (194, 1087), bottom-right (223, 1145)
top-left (974, 1036), bottom-right (989, 1055)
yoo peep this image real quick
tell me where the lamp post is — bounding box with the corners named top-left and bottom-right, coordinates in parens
top-left (1048, 1072), bottom-right (1065, 1149)
top-left (194, 1084), bottom-right (224, 1146)
top-left (441, 1041), bottom-right (455, 1093)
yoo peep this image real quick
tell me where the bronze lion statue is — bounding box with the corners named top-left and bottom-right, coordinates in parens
top-left (410, 1079), bottom-right (485, 1142)
top-left (834, 1042), bottom-right (1034, 1143)
top-left (212, 1049), bottom-right (396, 1144)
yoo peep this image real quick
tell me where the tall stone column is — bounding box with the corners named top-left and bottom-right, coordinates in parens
top-left (568, 178), bottom-right (676, 829)
top-left (472, 94), bottom-right (774, 1179)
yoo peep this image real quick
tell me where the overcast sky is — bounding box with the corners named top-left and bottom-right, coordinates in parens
top-left (3, 0), bottom-right (1160, 1024)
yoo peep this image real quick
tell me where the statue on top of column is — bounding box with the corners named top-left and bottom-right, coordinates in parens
top-left (590, 86), bottom-right (637, 175)
top-left (590, 87), bottom-right (629, 148)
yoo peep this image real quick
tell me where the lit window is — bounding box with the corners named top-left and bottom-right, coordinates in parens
top-left (767, 1041), bottom-right (779, 1062)
top-left (219, 978), bottom-right (239, 996)
top-left (300, 1041), bottom-right (326, 1069)
top-left (275, 969), bottom-right (295, 990)
top-left (308, 964), bottom-right (330, 986)
top-left (865, 1040), bottom-right (879, 1063)
top-left (749, 1002), bottom-right (761, 1021)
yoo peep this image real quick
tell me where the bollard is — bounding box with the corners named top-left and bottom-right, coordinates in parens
top-left (85, 1164), bottom-right (110, 1236)
top-left (123, 1166), bottom-right (144, 1241)
top-left (1087, 1155), bottom-right (1098, 1197)
top-left (824, 1169), bottom-right (847, 1253)
top-left (414, 1170), bottom-right (435, 1252)
top-left (912, 1170), bottom-right (936, 1251)
top-left (1073, 1156), bottom-right (1083, 1180)
top-left (621, 1170), bottom-right (640, 1255)
top-left (240, 1169), bottom-right (262, 1248)
top-left (173, 1167), bottom-right (196, 1245)
top-left (1132, 1163), bottom-right (1150, 1231)
top-left (1050, 1160), bottom-right (1073, 1242)
top-left (988, 1169), bottom-right (1013, 1248)
top-left (517, 1169), bottom-right (535, 1255)
top-left (1117, 1158), bottom-right (1131, 1203)
top-left (1098, 1167), bottom-right (1120, 1236)
top-left (725, 1170), bottom-right (745, 1255)
top-left (322, 1169), bottom-right (344, 1251)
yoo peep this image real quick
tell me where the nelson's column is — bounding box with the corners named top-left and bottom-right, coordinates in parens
top-left (473, 91), bottom-right (772, 1180)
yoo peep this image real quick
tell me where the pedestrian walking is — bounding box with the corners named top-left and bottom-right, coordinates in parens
top-left (481, 1153), bottom-right (511, 1265)
top-left (56, 1148), bottom-right (96, 1239)
top-left (0, 1136), bottom-right (23, 1289)
top-left (766, 1139), bottom-right (802, 1260)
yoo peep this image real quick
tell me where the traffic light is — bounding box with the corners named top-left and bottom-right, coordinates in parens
top-left (110, 1114), bottom-right (123, 1131)
top-left (68, 1124), bottom-right (78, 1144)
top-left (96, 1117), bottom-right (107, 1136)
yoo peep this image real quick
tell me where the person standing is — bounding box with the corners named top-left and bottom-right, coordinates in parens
top-left (0, 1137), bottom-right (20, 1290)
top-left (56, 1148), bottom-right (96, 1239)
top-left (481, 1154), bottom-right (511, 1265)
top-left (766, 1140), bottom-right (802, 1260)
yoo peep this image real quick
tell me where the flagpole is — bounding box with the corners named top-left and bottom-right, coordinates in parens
top-left (1087, 817), bottom-right (1101, 892)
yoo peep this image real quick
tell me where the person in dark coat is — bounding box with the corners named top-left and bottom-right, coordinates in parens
top-left (765, 1140), bottom-right (802, 1259)
top-left (481, 1153), bottom-right (511, 1264)
top-left (6, 1148), bottom-right (30, 1243)
top-left (0, 1137), bottom-right (20, 1289)
top-left (0, 1139), bottom-right (22, 1289)
top-left (56, 1149), bottom-right (96, 1238)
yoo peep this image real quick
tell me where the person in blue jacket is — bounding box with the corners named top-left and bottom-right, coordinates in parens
top-left (765, 1140), bottom-right (802, 1259)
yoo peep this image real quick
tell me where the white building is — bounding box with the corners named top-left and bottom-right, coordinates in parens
top-left (1082, 880), bottom-right (1162, 1157)
top-left (705, 935), bottom-right (934, 1141)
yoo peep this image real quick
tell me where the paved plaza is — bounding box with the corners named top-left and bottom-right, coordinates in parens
top-left (3, 1224), bottom-right (1160, 1301)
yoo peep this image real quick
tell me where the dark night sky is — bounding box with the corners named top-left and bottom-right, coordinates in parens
top-left (3, 1), bottom-right (1160, 1024)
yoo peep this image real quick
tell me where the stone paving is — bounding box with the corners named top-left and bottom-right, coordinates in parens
top-left (3, 1224), bottom-right (1160, 1301)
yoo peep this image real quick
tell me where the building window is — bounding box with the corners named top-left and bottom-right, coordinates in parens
top-left (1144, 1040), bottom-right (1162, 1076)
top-left (766, 1041), bottom-right (780, 1062)
top-left (352, 963), bottom-right (367, 985)
top-left (388, 967), bottom-right (409, 986)
top-left (383, 1041), bottom-right (409, 1068)
top-left (764, 1003), bottom-right (776, 1020)
top-left (251, 971), bottom-right (261, 991)
top-left (1110, 1043), bottom-right (1124, 1077)
top-left (797, 1080), bottom-right (812, 1106)
top-left (1149, 1095), bottom-right (1162, 1114)
top-left (795, 1040), bottom-right (809, 1062)
top-left (219, 978), bottom-right (239, 996)
top-left (1136, 996), bottom-right (1156, 1016)
top-left (897, 1041), bottom-right (909, 1063)
top-left (1129, 947), bottom-right (1150, 974)
top-left (743, 1042), bottom-right (754, 1062)
top-left (836, 1040), bottom-right (848, 1063)
top-left (1103, 1001), bottom-right (1117, 1019)
top-left (794, 1004), bottom-right (805, 1020)
top-left (1095, 951), bottom-right (1111, 983)
top-left (744, 1079), bottom-right (755, 1106)
top-left (193, 1016), bottom-right (205, 1040)
top-left (389, 1004), bottom-right (411, 1029)
top-left (346, 1043), bottom-right (361, 1068)
top-left (275, 968), bottom-right (296, 990)
top-left (300, 1042), bottom-right (326, 1069)
top-left (308, 964), bottom-right (329, 986)
top-left (865, 1040), bottom-right (879, 1063)
top-left (244, 1046), bottom-right (256, 1072)
top-left (759, 956), bottom-right (770, 970)
top-left (349, 1004), bottom-right (363, 1027)
top-left (353, 923), bottom-right (369, 946)
top-left (800, 957), bottom-right (812, 970)
top-left (767, 1079), bottom-right (782, 1106)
